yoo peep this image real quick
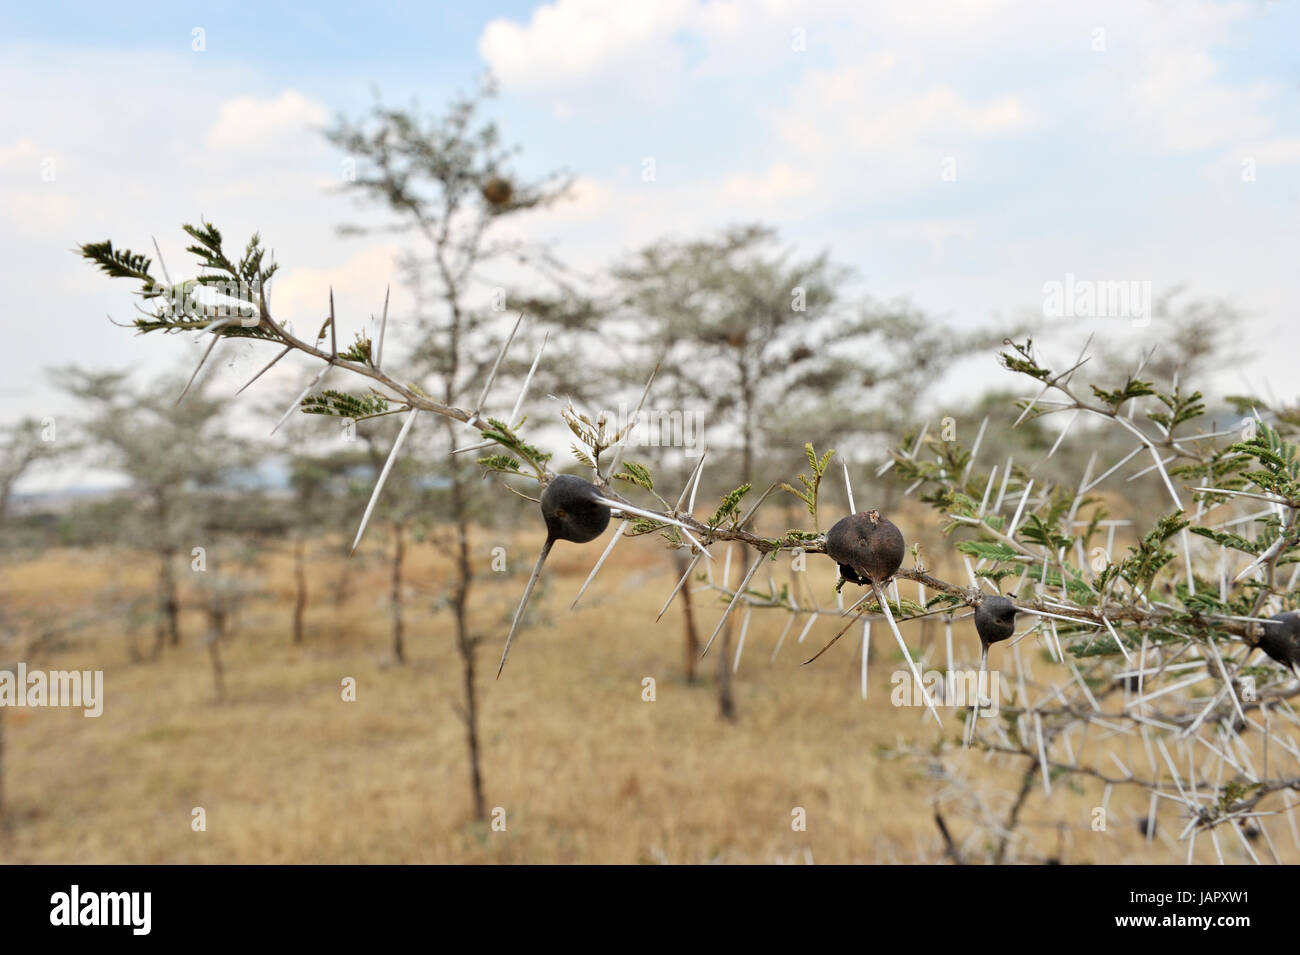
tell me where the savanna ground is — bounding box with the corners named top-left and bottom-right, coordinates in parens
top-left (1, 500), bottom-right (1291, 864)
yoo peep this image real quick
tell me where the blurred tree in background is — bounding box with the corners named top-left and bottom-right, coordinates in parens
top-left (324, 79), bottom-right (574, 821)
top-left (51, 368), bottom-right (249, 659)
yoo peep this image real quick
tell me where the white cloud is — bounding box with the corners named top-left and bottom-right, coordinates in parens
top-left (479, 0), bottom-right (698, 90)
top-left (0, 48), bottom-right (358, 424)
top-left (1237, 137), bottom-right (1300, 166)
top-left (203, 90), bottom-right (330, 152)
top-left (1127, 47), bottom-right (1273, 152)
top-left (722, 162), bottom-right (813, 202)
top-left (0, 137), bottom-right (37, 166)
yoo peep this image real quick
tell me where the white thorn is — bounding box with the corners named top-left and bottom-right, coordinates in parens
top-left (151, 235), bottom-right (174, 287)
top-left (608, 362), bottom-right (659, 479)
top-left (977, 465), bottom-right (997, 518)
top-left (732, 608), bottom-right (752, 673)
top-left (497, 540), bottom-right (553, 678)
top-left (739, 481), bottom-right (778, 527)
top-left (770, 614), bottom-right (796, 663)
top-left (271, 364), bottom-right (331, 435)
top-left (875, 582), bottom-right (941, 728)
top-left (571, 520), bottom-right (626, 610)
top-left (657, 552), bottom-right (703, 621)
top-left (860, 619), bottom-right (870, 699)
top-left (1040, 409), bottom-right (1079, 465)
top-left (508, 332), bottom-right (549, 426)
top-left (1083, 445), bottom-right (1144, 493)
top-left (468, 312), bottom-right (524, 428)
top-left (675, 450), bottom-right (708, 513)
top-left (234, 344), bottom-right (291, 396)
top-left (592, 496), bottom-right (712, 559)
top-left (177, 318), bottom-right (234, 405)
top-left (349, 409), bottom-right (418, 555)
top-left (1234, 536), bottom-right (1285, 582)
top-left (688, 451), bottom-right (707, 516)
top-left (993, 457), bottom-right (1014, 512)
top-left (961, 416), bottom-right (989, 486)
top-left (374, 285), bottom-right (390, 370)
top-left (702, 553), bottom-right (763, 657)
top-left (1008, 479), bottom-right (1034, 538)
top-left (795, 613), bottom-right (817, 644)
top-left (1191, 487), bottom-right (1288, 505)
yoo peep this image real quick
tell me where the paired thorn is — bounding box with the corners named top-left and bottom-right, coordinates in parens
top-left (468, 313), bottom-right (524, 429)
top-left (452, 332), bottom-right (551, 457)
top-left (675, 450), bottom-right (708, 513)
top-left (1234, 536), bottom-right (1286, 582)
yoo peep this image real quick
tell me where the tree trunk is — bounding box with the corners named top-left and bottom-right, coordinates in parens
top-left (392, 520), bottom-right (406, 664)
top-left (674, 550), bottom-right (701, 683)
top-left (205, 554), bottom-right (228, 702)
top-left (292, 534), bottom-right (307, 646)
top-left (715, 545), bottom-right (740, 721)
top-left (153, 545), bottom-right (179, 659)
top-left (207, 629), bottom-right (226, 703)
top-left (125, 602), bottom-right (143, 663)
top-left (0, 701), bottom-right (6, 833)
top-left (333, 561), bottom-right (353, 610)
top-left (717, 400), bottom-right (757, 722)
top-left (446, 422), bottom-right (487, 822)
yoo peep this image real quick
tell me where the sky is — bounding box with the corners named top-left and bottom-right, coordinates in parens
top-left (3, 0), bottom-right (1299, 488)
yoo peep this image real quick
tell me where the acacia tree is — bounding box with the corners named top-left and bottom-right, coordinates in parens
top-left (0, 418), bottom-right (57, 525)
top-left (609, 224), bottom-right (1008, 716)
top-left (0, 418), bottom-right (58, 821)
top-left (324, 84), bottom-right (571, 819)
top-left (53, 369), bottom-right (243, 658)
top-left (283, 450), bottom-right (357, 647)
top-left (351, 423), bottom-right (440, 665)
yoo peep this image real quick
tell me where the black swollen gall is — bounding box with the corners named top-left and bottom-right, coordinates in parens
top-left (541, 474), bottom-right (612, 544)
top-left (496, 475), bottom-right (612, 678)
top-left (825, 509), bottom-right (905, 586)
top-left (809, 507), bottom-right (944, 727)
top-left (1259, 611), bottom-right (1300, 676)
top-left (973, 594), bottom-right (1019, 672)
top-left (963, 594), bottom-right (1020, 747)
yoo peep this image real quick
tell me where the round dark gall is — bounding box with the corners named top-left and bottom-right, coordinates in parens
top-left (541, 474), bottom-right (611, 545)
top-left (1259, 611), bottom-right (1300, 667)
top-left (974, 595), bottom-right (1019, 648)
top-left (825, 509), bottom-right (904, 586)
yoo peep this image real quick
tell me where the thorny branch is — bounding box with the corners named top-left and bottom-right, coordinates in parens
top-left (82, 233), bottom-right (1300, 862)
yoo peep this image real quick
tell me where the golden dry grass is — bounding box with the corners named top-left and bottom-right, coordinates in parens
top-left (1, 507), bottom-right (1294, 864)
